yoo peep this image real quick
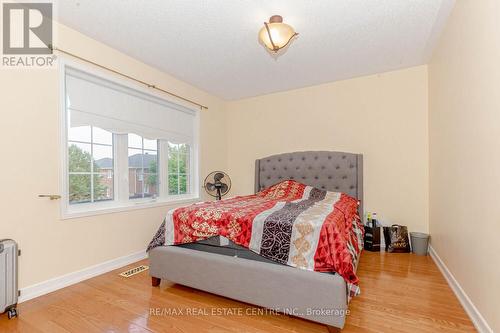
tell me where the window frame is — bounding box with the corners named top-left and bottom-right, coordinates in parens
top-left (59, 58), bottom-right (200, 219)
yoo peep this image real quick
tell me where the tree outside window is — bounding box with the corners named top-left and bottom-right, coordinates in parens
top-left (168, 143), bottom-right (190, 195)
top-left (67, 126), bottom-right (113, 204)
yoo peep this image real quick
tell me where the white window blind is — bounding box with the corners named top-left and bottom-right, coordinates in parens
top-left (65, 66), bottom-right (197, 144)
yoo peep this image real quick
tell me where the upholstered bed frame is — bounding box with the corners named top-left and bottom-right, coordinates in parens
top-left (255, 151), bottom-right (363, 218)
top-left (149, 151), bottom-right (363, 332)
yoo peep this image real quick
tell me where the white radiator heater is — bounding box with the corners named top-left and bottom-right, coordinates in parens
top-left (0, 239), bottom-right (18, 319)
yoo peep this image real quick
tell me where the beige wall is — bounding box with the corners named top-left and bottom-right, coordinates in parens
top-left (226, 66), bottom-right (429, 233)
top-left (0, 23), bottom-right (227, 288)
top-left (429, 1), bottom-right (499, 331)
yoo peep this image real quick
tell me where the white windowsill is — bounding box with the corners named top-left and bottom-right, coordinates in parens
top-left (61, 195), bottom-right (201, 220)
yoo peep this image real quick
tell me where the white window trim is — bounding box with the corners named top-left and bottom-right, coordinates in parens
top-left (59, 57), bottom-right (200, 220)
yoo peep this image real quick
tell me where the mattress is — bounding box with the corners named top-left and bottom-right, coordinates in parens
top-left (177, 236), bottom-right (340, 275)
top-left (177, 236), bottom-right (283, 265)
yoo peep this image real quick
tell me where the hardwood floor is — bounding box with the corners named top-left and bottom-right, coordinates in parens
top-left (0, 252), bottom-right (475, 332)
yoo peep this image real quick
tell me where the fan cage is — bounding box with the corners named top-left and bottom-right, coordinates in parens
top-left (204, 171), bottom-right (231, 198)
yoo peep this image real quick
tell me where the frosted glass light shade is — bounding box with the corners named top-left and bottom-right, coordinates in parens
top-left (258, 15), bottom-right (298, 52)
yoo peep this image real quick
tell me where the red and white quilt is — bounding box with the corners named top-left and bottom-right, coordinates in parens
top-left (148, 180), bottom-right (364, 297)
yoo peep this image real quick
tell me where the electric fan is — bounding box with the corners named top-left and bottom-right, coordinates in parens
top-left (204, 171), bottom-right (231, 200)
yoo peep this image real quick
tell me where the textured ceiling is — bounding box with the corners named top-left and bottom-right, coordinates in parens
top-left (54, 0), bottom-right (455, 100)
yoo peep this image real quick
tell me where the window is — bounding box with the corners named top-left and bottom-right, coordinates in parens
top-left (128, 134), bottom-right (158, 199)
top-left (168, 143), bottom-right (190, 195)
top-left (68, 125), bottom-right (114, 204)
top-left (62, 63), bottom-right (199, 217)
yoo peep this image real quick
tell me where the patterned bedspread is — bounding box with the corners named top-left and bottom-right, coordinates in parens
top-left (147, 180), bottom-right (364, 297)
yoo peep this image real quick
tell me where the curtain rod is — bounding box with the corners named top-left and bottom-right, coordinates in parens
top-left (49, 45), bottom-right (208, 110)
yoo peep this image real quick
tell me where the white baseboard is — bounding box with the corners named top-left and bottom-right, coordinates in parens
top-left (19, 250), bottom-right (147, 303)
top-left (429, 246), bottom-right (493, 333)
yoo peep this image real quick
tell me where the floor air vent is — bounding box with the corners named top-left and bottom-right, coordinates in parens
top-left (119, 265), bottom-right (149, 278)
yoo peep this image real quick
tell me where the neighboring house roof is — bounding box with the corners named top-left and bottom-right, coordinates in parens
top-left (128, 153), bottom-right (157, 169)
top-left (95, 153), bottom-right (156, 169)
top-left (95, 157), bottom-right (112, 169)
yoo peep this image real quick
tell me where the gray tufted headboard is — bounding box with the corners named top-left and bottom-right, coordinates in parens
top-left (255, 151), bottom-right (363, 216)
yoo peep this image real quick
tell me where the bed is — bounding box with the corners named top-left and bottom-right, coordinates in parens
top-left (148, 151), bottom-right (363, 332)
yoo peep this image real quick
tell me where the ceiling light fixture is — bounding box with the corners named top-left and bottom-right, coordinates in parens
top-left (258, 15), bottom-right (298, 53)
